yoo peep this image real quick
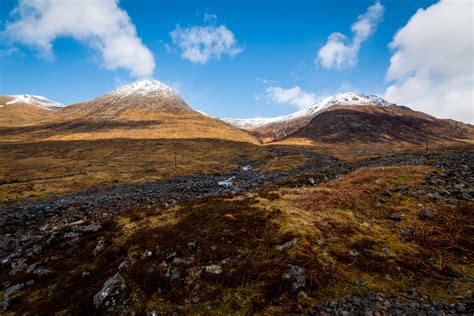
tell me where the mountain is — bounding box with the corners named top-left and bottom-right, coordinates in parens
top-left (286, 104), bottom-right (473, 144)
top-left (0, 95), bottom-right (65, 126)
top-left (224, 93), bottom-right (473, 144)
top-left (62, 80), bottom-right (193, 119)
top-left (0, 80), bottom-right (259, 144)
top-left (224, 93), bottom-right (392, 142)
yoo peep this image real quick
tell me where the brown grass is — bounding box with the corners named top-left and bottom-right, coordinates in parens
top-left (7, 165), bottom-right (473, 314)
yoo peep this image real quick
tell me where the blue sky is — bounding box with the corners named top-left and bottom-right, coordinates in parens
top-left (1, 0), bottom-right (472, 122)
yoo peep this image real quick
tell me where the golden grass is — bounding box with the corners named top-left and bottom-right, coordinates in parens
top-left (11, 165), bottom-right (472, 314)
top-left (0, 138), bottom-right (266, 203)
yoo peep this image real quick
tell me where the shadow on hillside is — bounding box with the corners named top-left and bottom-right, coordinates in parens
top-left (0, 119), bottom-right (166, 136)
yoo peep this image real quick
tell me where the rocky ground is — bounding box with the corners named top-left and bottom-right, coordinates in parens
top-left (0, 149), bottom-right (473, 314)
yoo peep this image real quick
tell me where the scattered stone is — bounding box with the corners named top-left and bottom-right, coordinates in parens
top-left (187, 241), bottom-right (197, 253)
top-left (166, 267), bottom-right (181, 279)
top-left (92, 240), bottom-right (105, 256)
top-left (4, 283), bottom-right (23, 297)
top-left (282, 264), bottom-right (306, 293)
top-left (387, 214), bottom-right (402, 222)
top-left (166, 252), bottom-right (177, 261)
top-left (205, 264), bottom-right (223, 276)
top-left (93, 273), bottom-right (127, 310)
top-left (277, 237), bottom-right (299, 251)
top-left (140, 250), bottom-right (153, 260)
top-left (118, 260), bottom-right (131, 270)
top-left (64, 232), bottom-right (80, 239)
top-left (381, 247), bottom-right (390, 253)
top-left (69, 219), bottom-right (85, 226)
top-left (0, 298), bottom-right (10, 311)
top-left (82, 271), bottom-right (90, 277)
top-left (83, 223), bottom-right (102, 233)
top-left (447, 283), bottom-right (458, 296)
top-left (419, 210), bottom-right (434, 220)
top-left (33, 266), bottom-right (52, 277)
top-left (241, 165), bottom-right (252, 171)
top-left (348, 249), bottom-right (360, 257)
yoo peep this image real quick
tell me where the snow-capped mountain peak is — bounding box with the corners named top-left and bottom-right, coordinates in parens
top-left (4, 95), bottom-right (65, 109)
top-left (109, 80), bottom-right (176, 99)
top-left (223, 93), bottom-right (392, 129)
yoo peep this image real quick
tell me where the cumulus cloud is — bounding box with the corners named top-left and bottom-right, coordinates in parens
top-left (170, 15), bottom-right (243, 64)
top-left (316, 1), bottom-right (384, 70)
top-left (2, 0), bottom-right (155, 77)
top-left (264, 86), bottom-right (318, 109)
top-left (384, 0), bottom-right (473, 123)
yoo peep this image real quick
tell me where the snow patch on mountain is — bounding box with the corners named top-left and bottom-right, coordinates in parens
top-left (4, 95), bottom-right (65, 109)
top-left (224, 93), bottom-right (392, 129)
top-left (109, 80), bottom-right (176, 99)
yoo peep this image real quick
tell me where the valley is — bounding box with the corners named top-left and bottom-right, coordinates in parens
top-left (0, 80), bottom-right (473, 314)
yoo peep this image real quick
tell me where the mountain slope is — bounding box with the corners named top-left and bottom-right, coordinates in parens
top-left (224, 93), bottom-right (391, 142)
top-left (224, 93), bottom-right (473, 145)
top-left (0, 95), bottom-right (65, 127)
top-left (0, 80), bottom-right (259, 144)
top-left (286, 104), bottom-right (474, 144)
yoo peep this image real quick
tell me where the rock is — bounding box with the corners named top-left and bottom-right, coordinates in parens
top-left (140, 250), bottom-right (153, 260)
top-left (69, 219), bottom-right (85, 226)
top-left (83, 223), bottom-right (102, 233)
top-left (447, 283), bottom-right (458, 295)
top-left (241, 165), bottom-right (252, 171)
top-left (166, 252), bottom-right (176, 261)
top-left (166, 267), bottom-right (181, 279)
top-left (282, 264), bottom-right (306, 293)
top-left (64, 232), bottom-right (80, 239)
top-left (187, 241), bottom-right (197, 253)
top-left (118, 260), bottom-right (131, 270)
top-left (34, 266), bottom-right (52, 277)
top-left (82, 271), bottom-right (90, 277)
top-left (92, 240), bottom-right (105, 256)
top-left (381, 247), bottom-right (390, 253)
top-left (205, 264), bottom-right (223, 276)
top-left (348, 249), bottom-right (360, 257)
top-left (387, 214), bottom-right (402, 222)
top-left (93, 273), bottom-right (126, 310)
top-left (0, 298), bottom-right (10, 311)
top-left (382, 190), bottom-right (392, 197)
top-left (277, 237), bottom-right (299, 251)
top-left (407, 288), bottom-right (417, 300)
top-left (419, 210), bottom-right (434, 220)
top-left (401, 228), bottom-right (413, 236)
top-left (4, 283), bottom-right (23, 297)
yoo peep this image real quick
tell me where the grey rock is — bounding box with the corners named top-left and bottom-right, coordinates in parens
top-left (387, 214), bottom-right (402, 221)
top-left (277, 237), bottom-right (299, 251)
top-left (282, 264), bottom-right (306, 293)
top-left (93, 273), bottom-right (126, 310)
top-left (4, 283), bottom-right (23, 297)
top-left (187, 241), bottom-right (197, 252)
top-left (419, 210), bottom-right (434, 220)
top-left (83, 223), bottom-right (102, 233)
top-left (205, 264), bottom-right (223, 276)
top-left (92, 240), bottom-right (105, 256)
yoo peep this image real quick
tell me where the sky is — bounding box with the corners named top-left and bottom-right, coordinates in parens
top-left (0, 0), bottom-right (472, 123)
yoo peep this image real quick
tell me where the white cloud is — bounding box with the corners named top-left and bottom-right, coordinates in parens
top-left (2, 0), bottom-right (155, 77)
top-left (316, 1), bottom-right (384, 70)
top-left (170, 15), bottom-right (243, 64)
top-left (384, 0), bottom-right (473, 123)
top-left (264, 86), bottom-right (318, 109)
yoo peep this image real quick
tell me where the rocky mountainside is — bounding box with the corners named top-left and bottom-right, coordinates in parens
top-left (287, 104), bottom-right (474, 144)
top-left (0, 95), bottom-right (65, 126)
top-left (61, 80), bottom-right (194, 119)
top-left (0, 80), bottom-right (259, 144)
top-left (224, 93), bottom-right (473, 144)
